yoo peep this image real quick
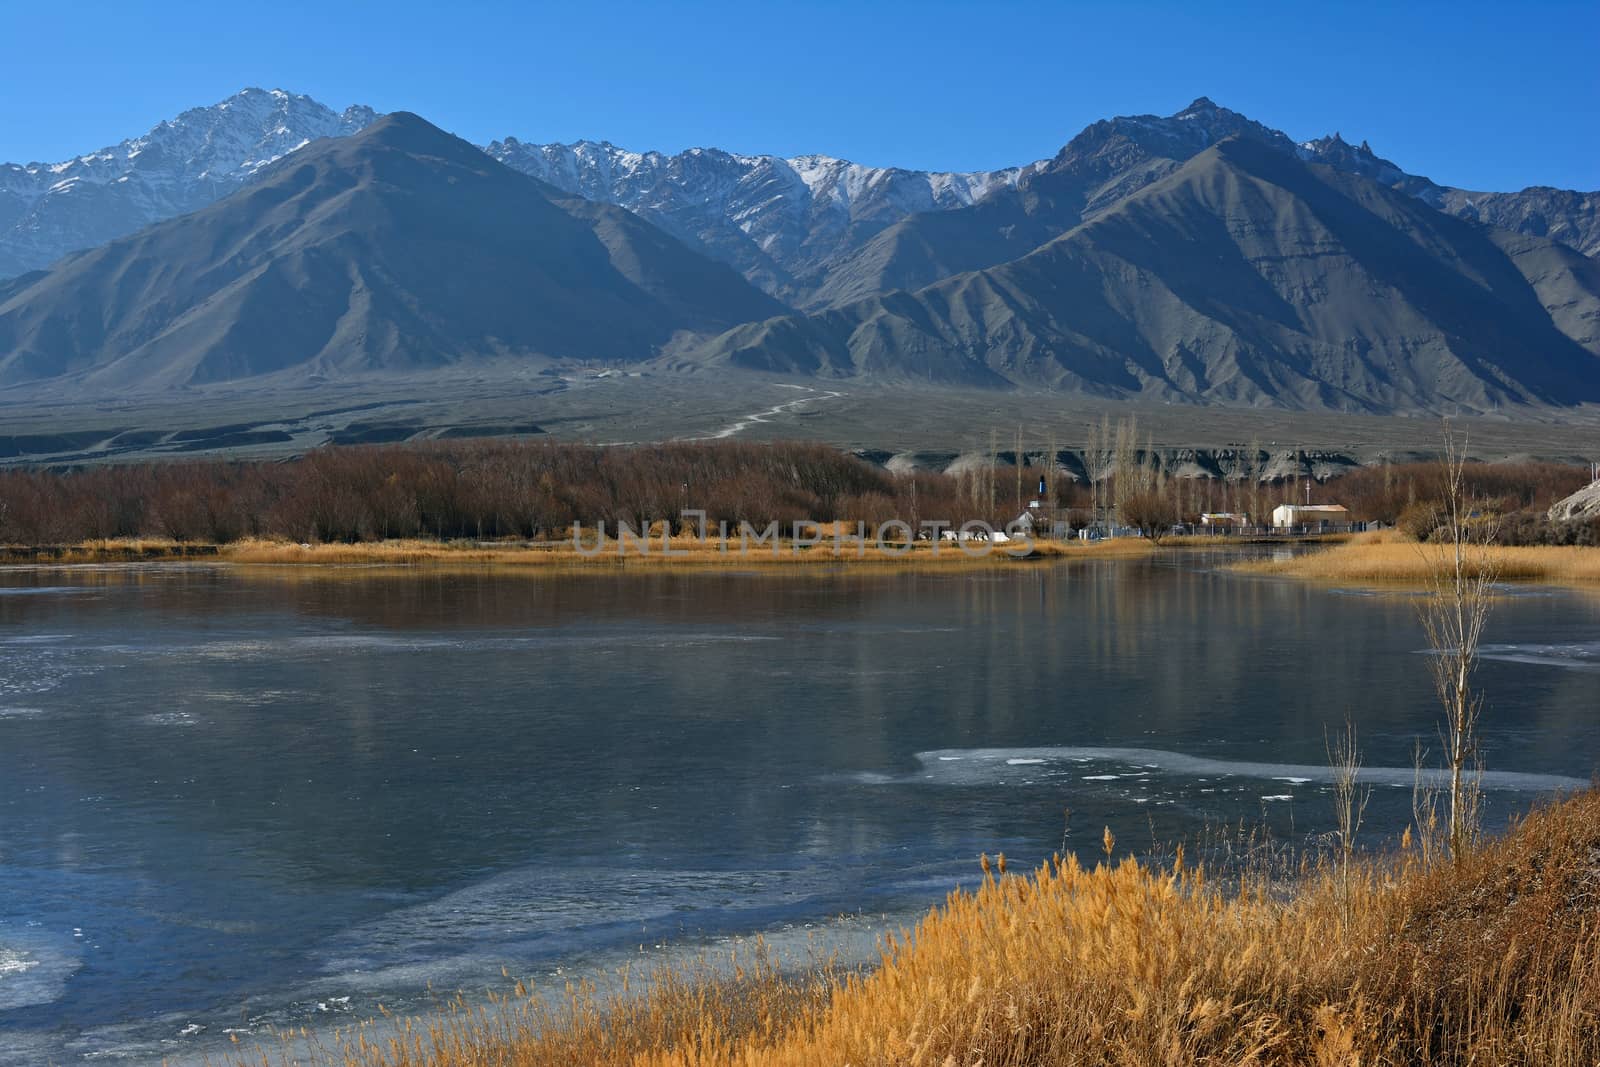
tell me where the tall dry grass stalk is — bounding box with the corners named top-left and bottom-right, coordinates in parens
top-left (252, 790), bottom-right (1600, 1067)
top-left (1326, 720), bottom-right (1371, 925)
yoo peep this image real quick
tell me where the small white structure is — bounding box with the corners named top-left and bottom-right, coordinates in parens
top-left (1271, 504), bottom-right (1350, 528)
top-left (1079, 523), bottom-right (1142, 541)
top-left (1200, 512), bottom-right (1248, 527)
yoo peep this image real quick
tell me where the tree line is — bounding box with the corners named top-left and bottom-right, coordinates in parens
top-left (0, 437), bottom-right (1591, 547)
top-left (0, 441), bottom-right (979, 545)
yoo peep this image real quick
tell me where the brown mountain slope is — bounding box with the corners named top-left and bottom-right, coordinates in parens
top-left (681, 137), bottom-right (1600, 413)
top-left (0, 113), bottom-right (783, 392)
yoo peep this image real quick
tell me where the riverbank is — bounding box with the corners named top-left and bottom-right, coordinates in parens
top-left (0, 533), bottom-right (1365, 571)
top-left (1236, 530), bottom-right (1600, 585)
top-left (270, 787), bottom-right (1600, 1067)
top-left (0, 535), bottom-right (1139, 570)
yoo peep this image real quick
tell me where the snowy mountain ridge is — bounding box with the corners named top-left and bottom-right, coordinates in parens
top-left (483, 136), bottom-right (1041, 298)
top-left (1, 88), bottom-right (1595, 295)
top-left (0, 88), bottom-right (376, 279)
top-left (489, 138), bottom-right (1029, 213)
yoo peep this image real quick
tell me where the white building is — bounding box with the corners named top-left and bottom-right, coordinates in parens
top-left (1271, 504), bottom-right (1350, 528)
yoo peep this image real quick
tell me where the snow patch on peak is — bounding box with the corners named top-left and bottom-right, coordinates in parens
top-left (0, 89), bottom-right (380, 277)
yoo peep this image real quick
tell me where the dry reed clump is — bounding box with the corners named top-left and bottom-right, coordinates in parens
top-left (1237, 531), bottom-right (1600, 585)
top-left (261, 790), bottom-right (1600, 1067)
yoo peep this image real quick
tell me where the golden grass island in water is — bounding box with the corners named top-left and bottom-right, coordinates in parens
top-left (1236, 530), bottom-right (1600, 586)
top-left (0, 532), bottom-right (1168, 570)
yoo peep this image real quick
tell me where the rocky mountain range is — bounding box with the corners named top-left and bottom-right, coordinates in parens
top-left (484, 139), bottom-right (1039, 305)
top-left (680, 136), bottom-right (1600, 411)
top-left (0, 114), bottom-right (779, 389)
top-left (801, 98), bottom-right (1600, 308)
top-left (0, 89), bottom-right (376, 281)
top-left (0, 90), bottom-right (1596, 414)
top-left (3, 90), bottom-right (1595, 305)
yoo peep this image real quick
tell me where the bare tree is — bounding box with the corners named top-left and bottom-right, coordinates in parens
top-left (1085, 415), bottom-right (1114, 531)
top-left (979, 428), bottom-right (992, 521)
top-left (1416, 422), bottom-right (1498, 862)
top-left (1045, 430), bottom-right (1058, 507)
top-left (1014, 425), bottom-right (1025, 511)
top-left (1120, 489), bottom-right (1179, 543)
top-left (1112, 415), bottom-right (1139, 521)
top-left (1244, 436), bottom-right (1262, 526)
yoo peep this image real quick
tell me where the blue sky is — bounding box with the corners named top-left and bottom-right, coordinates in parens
top-left (3, 0), bottom-right (1596, 191)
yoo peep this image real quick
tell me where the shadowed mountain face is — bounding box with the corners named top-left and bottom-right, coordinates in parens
top-left (807, 100), bottom-right (1600, 310)
top-left (0, 103), bottom-right (1596, 414)
top-left (806, 97), bottom-right (1300, 308)
top-left (0, 113), bottom-right (783, 391)
top-left (484, 139), bottom-right (1039, 307)
top-left (682, 138), bottom-right (1600, 413)
top-left (6, 92), bottom-right (1593, 311)
top-left (0, 89), bottom-right (379, 282)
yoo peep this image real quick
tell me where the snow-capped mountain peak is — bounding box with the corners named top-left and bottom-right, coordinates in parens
top-left (0, 88), bottom-right (376, 278)
top-left (480, 136), bottom-right (1043, 300)
top-left (2, 88), bottom-right (1596, 297)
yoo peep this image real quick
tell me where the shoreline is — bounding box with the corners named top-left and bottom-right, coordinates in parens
top-left (224, 788), bottom-right (1600, 1066)
top-left (0, 533), bottom-right (1356, 572)
top-left (1235, 531), bottom-right (1600, 586)
top-left (0, 536), bottom-right (1115, 571)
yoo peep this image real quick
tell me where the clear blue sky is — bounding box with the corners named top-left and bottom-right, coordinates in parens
top-left (3, 0), bottom-right (1596, 191)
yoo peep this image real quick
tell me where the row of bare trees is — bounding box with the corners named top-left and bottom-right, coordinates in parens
top-left (1318, 458), bottom-right (1589, 528)
top-left (0, 440), bottom-right (998, 546)
top-left (3, 431), bottom-right (1589, 550)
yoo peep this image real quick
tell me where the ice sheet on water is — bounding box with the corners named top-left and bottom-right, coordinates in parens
top-left (1477, 641), bottom-right (1600, 673)
top-left (313, 863), bottom-right (854, 991)
top-left (141, 710), bottom-right (199, 727)
top-left (0, 932), bottom-right (80, 1011)
top-left (0, 706), bottom-right (46, 718)
top-left (0, 586), bottom-right (96, 597)
top-left (0, 641), bottom-right (97, 700)
top-left (858, 747), bottom-right (1588, 792)
top-left (116, 629), bottom-right (788, 665)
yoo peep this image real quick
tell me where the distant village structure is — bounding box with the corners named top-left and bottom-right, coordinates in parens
top-left (1200, 512), bottom-right (1249, 528)
top-left (1271, 503), bottom-right (1351, 529)
top-left (988, 464), bottom-right (1358, 541)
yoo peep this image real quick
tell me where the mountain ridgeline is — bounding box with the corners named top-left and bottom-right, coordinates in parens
top-left (682, 137), bottom-right (1600, 411)
top-left (0, 92), bottom-right (1596, 413)
top-left (0, 114), bottom-right (781, 389)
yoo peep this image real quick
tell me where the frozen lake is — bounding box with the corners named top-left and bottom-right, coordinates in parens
top-left (0, 558), bottom-right (1596, 1064)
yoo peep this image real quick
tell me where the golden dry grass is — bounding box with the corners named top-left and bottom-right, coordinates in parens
top-left (242, 790), bottom-right (1600, 1067)
top-left (216, 535), bottom-right (1077, 569)
top-left (1237, 530), bottom-right (1600, 585)
top-left (0, 535), bottom-right (1169, 572)
top-left (0, 537), bottom-right (221, 564)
